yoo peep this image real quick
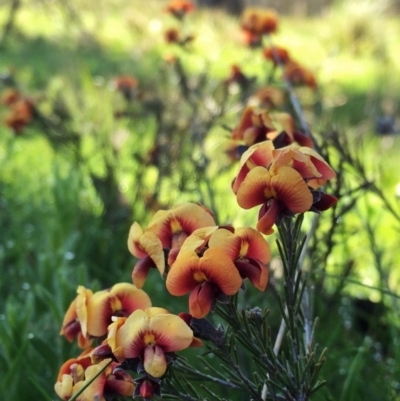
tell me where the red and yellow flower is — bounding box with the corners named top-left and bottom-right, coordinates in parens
top-left (232, 141), bottom-right (337, 234)
top-left (109, 308), bottom-right (194, 377)
top-left (263, 46), bottom-right (291, 66)
top-left (208, 227), bottom-right (271, 291)
top-left (128, 203), bottom-right (216, 288)
top-left (241, 8), bottom-right (279, 37)
top-left (60, 283), bottom-right (151, 347)
top-left (60, 286), bottom-right (93, 348)
top-left (284, 61), bottom-right (317, 90)
top-left (54, 350), bottom-right (134, 401)
top-left (86, 283), bottom-right (152, 338)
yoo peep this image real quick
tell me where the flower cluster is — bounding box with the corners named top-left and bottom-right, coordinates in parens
top-left (54, 350), bottom-right (134, 401)
top-left (128, 202), bottom-right (271, 318)
top-left (232, 141), bottom-right (337, 234)
top-left (241, 8), bottom-right (278, 47)
top-left (57, 283), bottom-right (198, 400)
top-left (226, 106), bottom-right (313, 161)
top-left (263, 45), bottom-right (317, 90)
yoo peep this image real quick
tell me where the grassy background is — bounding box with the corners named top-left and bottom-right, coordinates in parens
top-left (0, 0), bottom-right (400, 400)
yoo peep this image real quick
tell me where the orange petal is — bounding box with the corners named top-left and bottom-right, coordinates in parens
top-left (72, 359), bottom-right (110, 401)
top-left (257, 199), bottom-right (281, 235)
top-left (271, 166), bottom-right (313, 212)
top-left (235, 259), bottom-right (268, 291)
top-left (87, 283), bottom-right (151, 338)
top-left (167, 248), bottom-right (243, 296)
top-left (236, 166), bottom-right (273, 209)
top-left (106, 370), bottom-right (135, 396)
top-left (150, 203), bottom-right (216, 245)
top-left (111, 283), bottom-right (151, 314)
top-left (234, 227), bottom-right (271, 263)
top-left (189, 283), bottom-right (216, 318)
top-left (232, 141), bottom-right (275, 194)
top-left (144, 345), bottom-right (167, 377)
top-left (180, 226), bottom-right (219, 253)
top-left (299, 147), bottom-right (336, 180)
top-left (166, 251), bottom-right (201, 296)
top-left (197, 248), bottom-right (243, 295)
top-left (128, 223), bottom-right (165, 275)
top-left (208, 229), bottom-right (241, 260)
top-left (131, 256), bottom-right (154, 289)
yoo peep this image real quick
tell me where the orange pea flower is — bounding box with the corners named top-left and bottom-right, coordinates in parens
top-left (233, 141), bottom-right (337, 234)
top-left (86, 282), bottom-right (152, 338)
top-left (231, 106), bottom-right (275, 146)
top-left (4, 99), bottom-right (34, 135)
top-left (241, 8), bottom-right (279, 37)
top-left (263, 46), bottom-right (291, 66)
top-left (165, 0), bottom-right (195, 19)
top-left (112, 76), bottom-right (138, 102)
top-left (111, 308), bottom-right (194, 377)
top-left (208, 227), bottom-right (270, 291)
top-left (228, 107), bottom-right (313, 162)
top-left (284, 61), bottom-right (317, 90)
top-left (128, 203), bottom-right (216, 288)
top-left (60, 284), bottom-right (151, 347)
top-left (225, 64), bottom-right (249, 88)
top-left (55, 351), bottom-right (134, 401)
top-left (60, 286), bottom-right (93, 348)
top-left (166, 238), bottom-right (243, 318)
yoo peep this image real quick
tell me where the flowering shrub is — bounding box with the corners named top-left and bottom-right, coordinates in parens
top-left (3, 2), bottom-right (397, 401)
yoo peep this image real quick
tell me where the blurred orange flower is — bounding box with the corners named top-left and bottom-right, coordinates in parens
top-left (165, 0), bottom-right (195, 19)
top-left (263, 46), bottom-right (291, 66)
top-left (241, 8), bottom-right (279, 37)
top-left (225, 64), bottom-right (249, 87)
top-left (250, 86), bottom-right (285, 109)
top-left (4, 99), bottom-right (34, 135)
top-left (164, 27), bottom-right (195, 45)
top-left (112, 76), bottom-right (138, 101)
top-left (284, 61), bottom-right (317, 90)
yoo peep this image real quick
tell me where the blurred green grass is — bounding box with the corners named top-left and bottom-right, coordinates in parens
top-left (0, 1), bottom-right (400, 400)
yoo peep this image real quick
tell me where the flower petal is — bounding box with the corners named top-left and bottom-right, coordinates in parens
top-left (144, 345), bottom-right (167, 377)
top-left (189, 283), bottom-right (215, 318)
top-left (128, 223), bottom-right (165, 274)
top-left (236, 166), bottom-right (273, 209)
top-left (166, 251), bottom-right (201, 296)
top-left (234, 227), bottom-right (271, 263)
top-left (257, 200), bottom-right (281, 234)
top-left (110, 283), bottom-right (151, 315)
top-left (271, 166), bottom-right (313, 212)
top-left (235, 259), bottom-right (269, 291)
top-left (232, 141), bottom-right (275, 194)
